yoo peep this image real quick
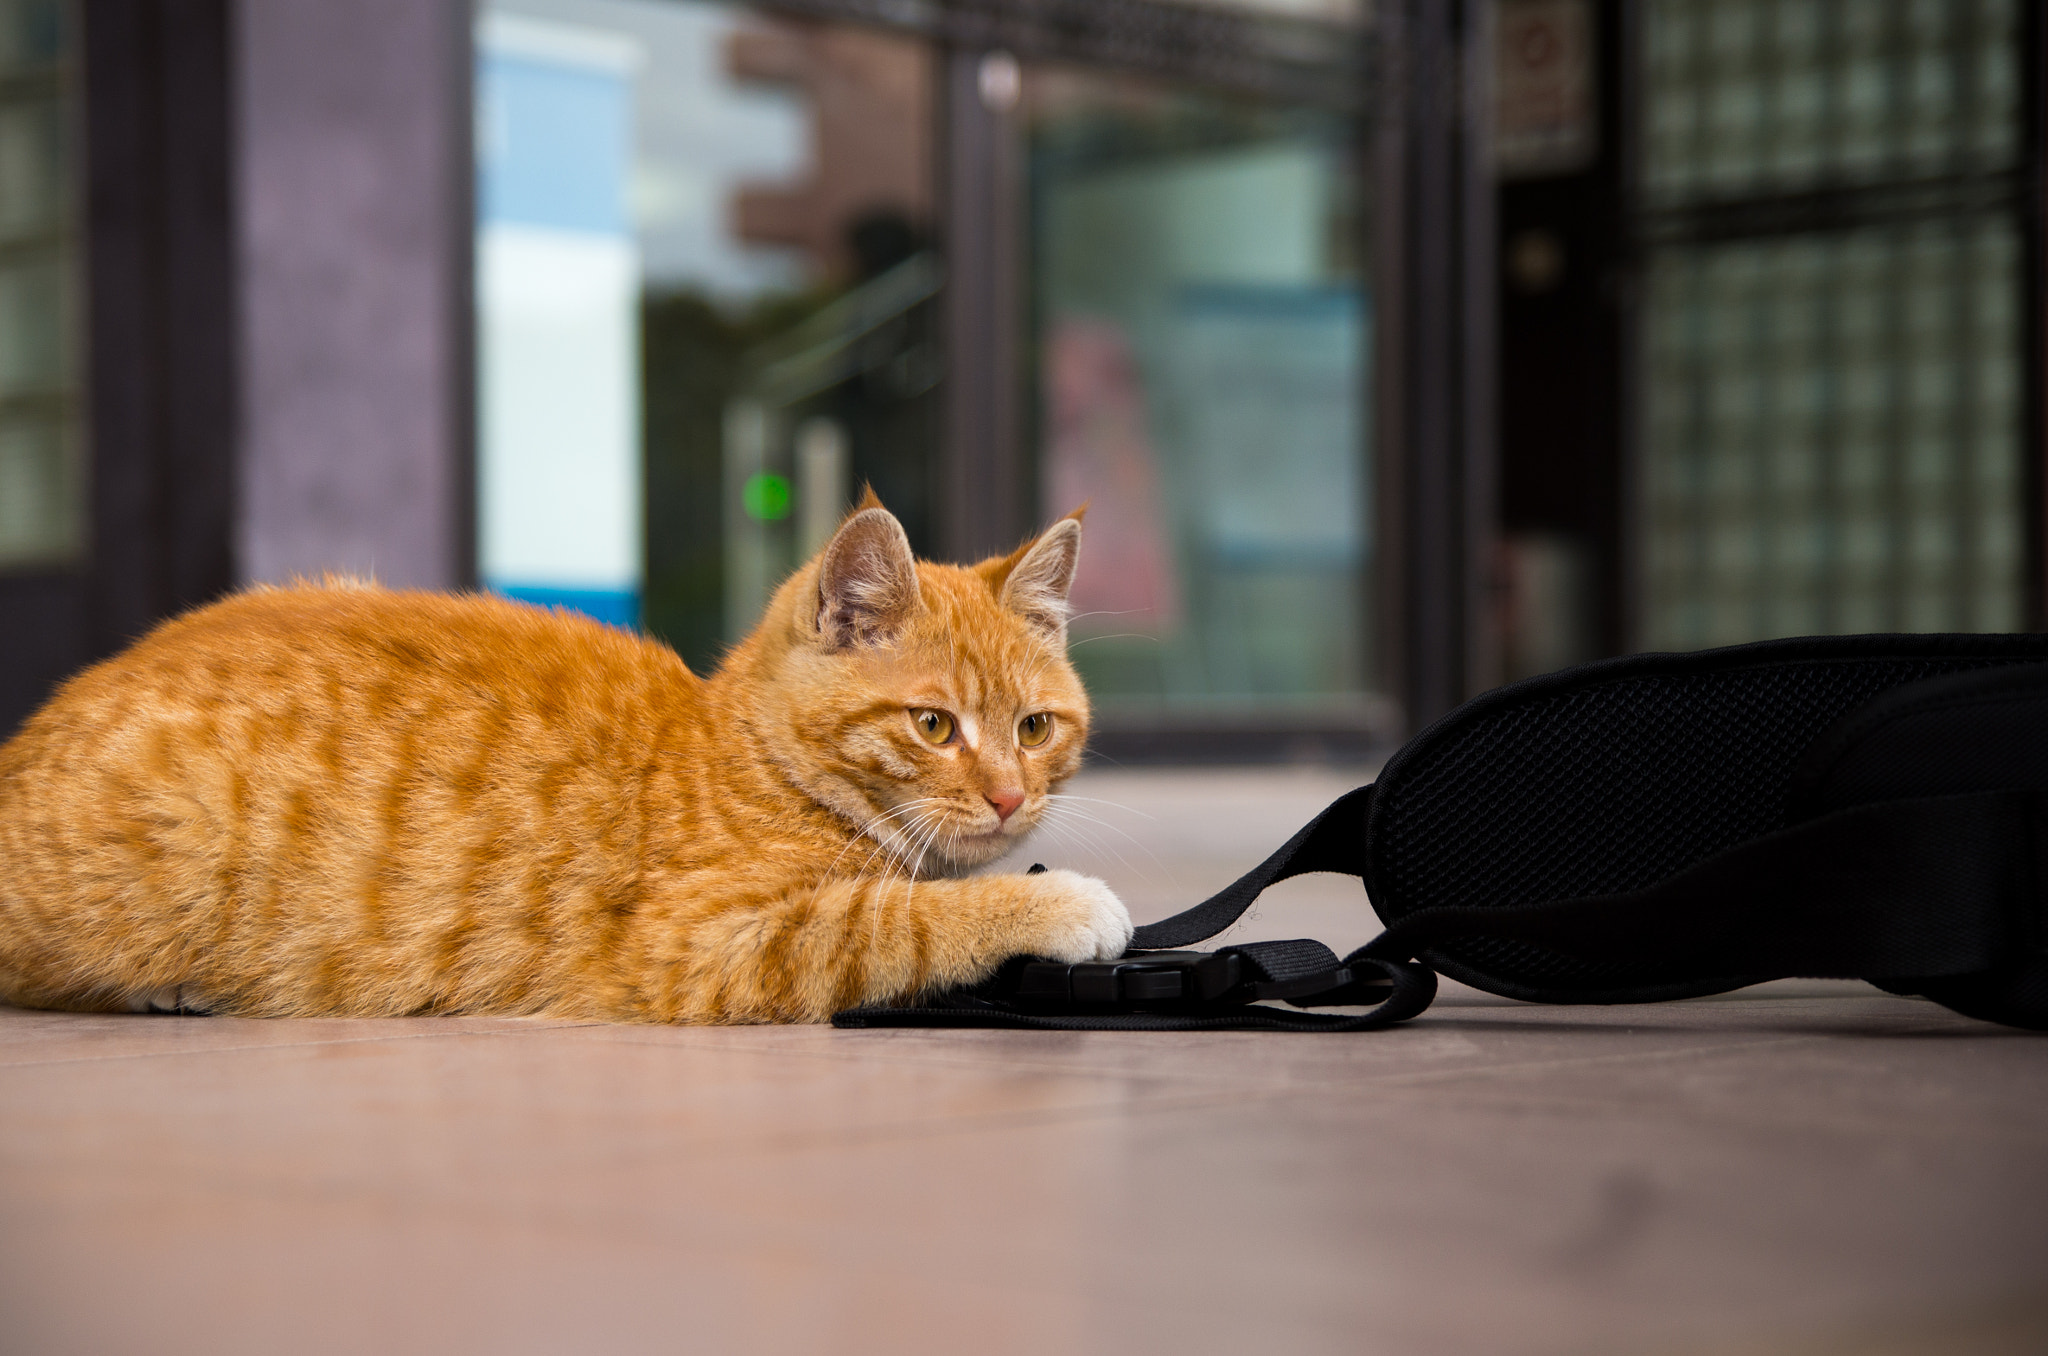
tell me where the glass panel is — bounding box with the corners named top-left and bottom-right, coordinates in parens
top-left (1638, 0), bottom-right (2024, 646)
top-left (1643, 220), bottom-right (2020, 646)
top-left (1642, 0), bottom-right (2020, 208)
top-left (0, 0), bottom-right (82, 571)
top-left (477, 0), bottom-right (937, 670)
top-left (1025, 67), bottom-right (1371, 720)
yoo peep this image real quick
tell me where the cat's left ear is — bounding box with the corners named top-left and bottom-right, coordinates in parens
top-left (999, 511), bottom-right (1083, 643)
top-left (814, 506), bottom-right (922, 649)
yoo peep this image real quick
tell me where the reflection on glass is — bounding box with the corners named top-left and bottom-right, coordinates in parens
top-left (1027, 69), bottom-right (1370, 716)
top-left (0, 0), bottom-right (81, 571)
top-left (476, 13), bottom-right (644, 627)
top-left (477, 0), bottom-right (937, 669)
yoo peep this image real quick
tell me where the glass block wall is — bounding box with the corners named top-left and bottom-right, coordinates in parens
top-left (0, 0), bottom-right (81, 570)
top-left (1639, 0), bottom-right (2025, 647)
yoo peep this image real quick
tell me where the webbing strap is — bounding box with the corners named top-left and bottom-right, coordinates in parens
top-left (832, 953), bottom-right (1438, 1031)
top-left (1126, 784), bottom-right (1375, 949)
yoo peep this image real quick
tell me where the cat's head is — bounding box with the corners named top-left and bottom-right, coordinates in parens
top-left (736, 493), bottom-right (1091, 875)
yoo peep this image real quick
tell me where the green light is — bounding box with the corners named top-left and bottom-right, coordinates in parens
top-left (742, 473), bottom-right (792, 521)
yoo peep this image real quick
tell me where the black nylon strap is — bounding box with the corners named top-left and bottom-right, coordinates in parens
top-left (1364, 790), bottom-right (2038, 981)
top-left (831, 954), bottom-right (1438, 1032)
top-left (1223, 938), bottom-right (1343, 999)
top-left (1127, 784), bottom-right (1376, 949)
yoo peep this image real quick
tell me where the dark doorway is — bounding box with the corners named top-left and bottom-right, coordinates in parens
top-left (0, 2), bottom-right (236, 737)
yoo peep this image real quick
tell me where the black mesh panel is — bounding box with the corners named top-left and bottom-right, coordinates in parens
top-left (1367, 637), bottom-right (2048, 997)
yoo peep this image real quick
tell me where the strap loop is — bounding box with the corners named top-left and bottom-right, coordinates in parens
top-left (1129, 784), bottom-right (1376, 949)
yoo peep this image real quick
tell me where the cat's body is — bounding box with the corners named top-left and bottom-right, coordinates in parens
top-left (0, 503), bottom-right (1131, 1022)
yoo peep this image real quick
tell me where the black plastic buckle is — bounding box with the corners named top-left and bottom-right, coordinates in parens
top-left (1002, 949), bottom-right (1247, 1011)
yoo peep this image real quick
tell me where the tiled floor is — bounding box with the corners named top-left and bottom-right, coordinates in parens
top-left (4, 767), bottom-right (2045, 1355)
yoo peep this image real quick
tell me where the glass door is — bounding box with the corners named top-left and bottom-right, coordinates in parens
top-left (1021, 64), bottom-right (1377, 728)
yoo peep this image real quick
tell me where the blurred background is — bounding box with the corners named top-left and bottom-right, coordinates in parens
top-left (0, 0), bottom-right (2040, 762)
top-left (5, 13), bottom-right (2046, 1348)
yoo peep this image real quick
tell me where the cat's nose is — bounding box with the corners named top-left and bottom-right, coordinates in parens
top-left (986, 788), bottom-right (1025, 823)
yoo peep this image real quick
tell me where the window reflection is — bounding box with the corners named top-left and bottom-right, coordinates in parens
top-left (1026, 69), bottom-right (1371, 714)
top-left (477, 0), bottom-right (937, 671)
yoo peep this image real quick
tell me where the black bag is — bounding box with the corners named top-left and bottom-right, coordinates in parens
top-left (836, 634), bottom-right (2048, 1033)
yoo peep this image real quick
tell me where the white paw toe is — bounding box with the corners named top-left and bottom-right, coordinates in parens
top-left (1035, 871), bottom-right (1134, 963)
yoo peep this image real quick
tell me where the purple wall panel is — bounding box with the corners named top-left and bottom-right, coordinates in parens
top-left (235, 0), bottom-right (472, 590)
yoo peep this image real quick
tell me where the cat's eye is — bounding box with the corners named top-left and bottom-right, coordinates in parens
top-left (912, 708), bottom-right (956, 745)
top-left (1017, 712), bottom-right (1054, 748)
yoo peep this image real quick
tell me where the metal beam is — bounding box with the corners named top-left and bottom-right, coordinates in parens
top-left (757, 0), bottom-right (1370, 114)
top-left (938, 47), bottom-right (1024, 563)
top-left (1376, 0), bottom-right (1498, 733)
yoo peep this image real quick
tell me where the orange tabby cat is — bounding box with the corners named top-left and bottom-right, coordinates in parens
top-left (0, 497), bottom-right (1131, 1022)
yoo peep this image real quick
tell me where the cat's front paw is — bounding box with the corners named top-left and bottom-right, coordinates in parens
top-left (1028, 870), bottom-right (1134, 963)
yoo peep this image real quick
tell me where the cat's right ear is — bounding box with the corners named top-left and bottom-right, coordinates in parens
top-left (813, 507), bottom-right (921, 649)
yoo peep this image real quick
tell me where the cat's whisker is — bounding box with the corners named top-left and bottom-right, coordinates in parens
top-left (865, 837), bottom-right (920, 947)
top-left (1034, 815), bottom-right (1116, 867)
top-left (915, 806), bottom-right (961, 878)
top-left (841, 830), bottom-right (906, 894)
top-left (826, 801), bottom-right (922, 876)
top-left (1048, 819), bottom-right (1163, 872)
top-left (886, 807), bottom-right (951, 902)
top-left (1031, 816), bottom-right (1148, 885)
top-left (829, 797), bottom-right (945, 880)
top-left (1031, 813), bottom-right (1106, 859)
top-left (899, 815), bottom-right (937, 883)
top-left (1066, 632), bottom-right (1160, 649)
top-left (1045, 793), bottom-right (1158, 823)
top-left (1032, 818), bottom-right (1083, 857)
top-left (873, 802), bottom-right (955, 945)
top-left (918, 824), bottom-right (948, 881)
top-left (1034, 806), bottom-right (1159, 886)
top-left (1041, 801), bottom-right (1162, 856)
top-left (1039, 802), bottom-right (1167, 874)
top-left (847, 826), bottom-right (918, 919)
top-left (863, 812), bottom-right (932, 889)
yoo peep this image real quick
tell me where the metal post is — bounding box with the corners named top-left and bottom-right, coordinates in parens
top-left (938, 47), bottom-right (1024, 565)
top-left (1459, 0), bottom-right (1499, 699)
top-left (2024, 0), bottom-right (2047, 630)
top-left (1376, 0), bottom-right (1499, 733)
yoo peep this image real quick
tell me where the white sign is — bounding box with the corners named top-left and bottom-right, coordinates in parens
top-left (1496, 0), bottom-right (1596, 179)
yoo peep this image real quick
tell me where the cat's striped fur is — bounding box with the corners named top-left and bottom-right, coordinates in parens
top-left (0, 500), bottom-right (1130, 1022)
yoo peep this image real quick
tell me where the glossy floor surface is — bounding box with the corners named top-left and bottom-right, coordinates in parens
top-left (4, 767), bottom-right (2045, 1354)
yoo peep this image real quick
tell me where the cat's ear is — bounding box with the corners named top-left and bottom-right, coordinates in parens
top-left (999, 512), bottom-right (1083, 643)
top-left (814, 506), bottom-right (921, 649)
